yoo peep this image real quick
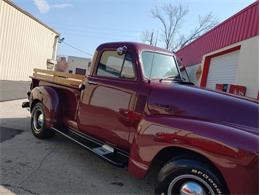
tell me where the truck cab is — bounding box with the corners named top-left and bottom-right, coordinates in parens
top-left (77, 42), bottom-right (187, 151)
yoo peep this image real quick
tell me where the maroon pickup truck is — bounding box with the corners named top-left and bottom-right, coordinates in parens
top-left (23, 42), bottom-right (258, 194)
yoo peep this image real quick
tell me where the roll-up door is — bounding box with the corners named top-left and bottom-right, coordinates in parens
top-left (206, 50), bottom-right (240, 89)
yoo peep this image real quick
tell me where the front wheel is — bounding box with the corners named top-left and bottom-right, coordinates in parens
top-left (155, 158), bottom-right (228, 195)
top-left (31, 102), bottom-right (55, 139)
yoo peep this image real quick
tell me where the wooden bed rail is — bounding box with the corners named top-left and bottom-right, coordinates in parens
top-left (30, 68), bottom-right (85, 88)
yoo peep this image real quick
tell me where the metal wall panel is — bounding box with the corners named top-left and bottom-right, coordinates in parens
top-left (176, 1), bottom-right (259, 66)
top-left (0, 0), bottom-right (58, 80)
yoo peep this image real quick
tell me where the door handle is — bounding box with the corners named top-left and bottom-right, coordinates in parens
top-left (88, 80), bottom-right (98, 85)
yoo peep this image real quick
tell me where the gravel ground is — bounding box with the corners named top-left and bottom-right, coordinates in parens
top-left (0, 99), bottom-right (156, 195)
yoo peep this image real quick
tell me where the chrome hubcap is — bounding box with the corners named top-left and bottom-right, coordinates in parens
top-left (33, 110), bottom-right (44, 133)
top-left (167, 174), bottom-right (214, 195)
top-left (180, 181), bottom-right (205, 195)
top-left (38, 114), bottom-right (43, 127)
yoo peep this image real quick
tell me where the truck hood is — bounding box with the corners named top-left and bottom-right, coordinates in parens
top-left (147, 82), bottom-right (259, 134)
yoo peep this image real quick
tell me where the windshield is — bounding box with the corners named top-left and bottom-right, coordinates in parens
top-left (141, 51), bottom-right (179, 79)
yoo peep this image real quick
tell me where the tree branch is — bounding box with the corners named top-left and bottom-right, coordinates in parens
top-left (148, 3), bottom-right (218, 51)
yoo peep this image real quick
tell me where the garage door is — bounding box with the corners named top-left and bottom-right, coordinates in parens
top-left (206, 50), bottom-right (240, 89)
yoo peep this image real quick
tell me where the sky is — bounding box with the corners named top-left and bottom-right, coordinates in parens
top-left (14, 0), bottom-right (256, 58)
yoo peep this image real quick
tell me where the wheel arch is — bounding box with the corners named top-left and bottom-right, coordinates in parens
top-left (30, 86), bottom-right (60, 128)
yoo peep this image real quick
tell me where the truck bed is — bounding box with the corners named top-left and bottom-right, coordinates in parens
top-left (30, 68), bottom-right (84, 122)
top-left (30, 68), bottom-right (85, 89)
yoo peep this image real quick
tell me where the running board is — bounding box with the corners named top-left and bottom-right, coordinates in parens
top-left (51, 127), bottom-right (129, 167)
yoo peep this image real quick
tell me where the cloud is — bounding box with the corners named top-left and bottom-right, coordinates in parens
top-left (33, 0), bottom-right (72, 13)
top-left (33, 0), bottom-right (50, 13)
top-left (51, 3), bottom-right (72, 9)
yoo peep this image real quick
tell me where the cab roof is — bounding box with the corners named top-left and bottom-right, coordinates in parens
top-left (96, 42), bottom-right (174, 55)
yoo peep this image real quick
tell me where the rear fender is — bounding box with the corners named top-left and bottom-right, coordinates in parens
top-left (30, 86), bottom-right (60, 128)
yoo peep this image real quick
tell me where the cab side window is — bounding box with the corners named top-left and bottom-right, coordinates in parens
top-left (96, 51), bottom-right (135, 79)
top-left (121, 54), bottom-right (135, 79)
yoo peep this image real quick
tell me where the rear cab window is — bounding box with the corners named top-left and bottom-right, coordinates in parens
top-left (96, 51), bottom-right (135, 79)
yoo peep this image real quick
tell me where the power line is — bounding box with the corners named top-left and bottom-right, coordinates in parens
top-left (61, 41), bottom-right (93, 57)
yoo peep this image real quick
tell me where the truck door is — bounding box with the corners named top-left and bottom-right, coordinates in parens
top-left (78, 49), bottom-right (139, 151)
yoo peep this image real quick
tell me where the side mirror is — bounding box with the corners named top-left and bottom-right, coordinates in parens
top-left (117, 46), bottom-right (127, 55)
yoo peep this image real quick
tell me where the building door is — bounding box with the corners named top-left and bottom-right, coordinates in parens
top-left (206, 50), bottom-right (240, 89)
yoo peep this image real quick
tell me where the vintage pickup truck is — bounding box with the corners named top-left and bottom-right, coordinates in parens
top-left (23, 42), bottom-right (258, 194)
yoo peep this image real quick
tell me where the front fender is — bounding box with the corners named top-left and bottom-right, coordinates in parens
top-left (30, 86), bottom-right (60, 128)
top-left (128, 116), bottom-right (258, 194)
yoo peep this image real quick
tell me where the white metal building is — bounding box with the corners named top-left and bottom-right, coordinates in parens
top-left (0, 0), bottom-right (59, 81)
top-left (56, 56), bottom-right (91, 76)
top-left (67, 56), bottom-right (91, 75)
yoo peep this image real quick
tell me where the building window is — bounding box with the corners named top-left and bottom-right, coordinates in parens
top-left (75, 68), bottom-right (86, 75)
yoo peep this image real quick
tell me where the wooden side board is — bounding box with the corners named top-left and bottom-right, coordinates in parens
top-left (31, 69), bottom-right (85, 89)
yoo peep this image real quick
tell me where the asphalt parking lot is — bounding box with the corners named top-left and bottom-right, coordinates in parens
top-left (0, 99), bottom-right (155, 195)
top-left (0, 81), bottom-right (31, 102)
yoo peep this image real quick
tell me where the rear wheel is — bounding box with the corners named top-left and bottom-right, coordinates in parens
top-left (31, 102), bottom-right (55, 139)
top-left (155, 158), bottom-right (228, 195)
